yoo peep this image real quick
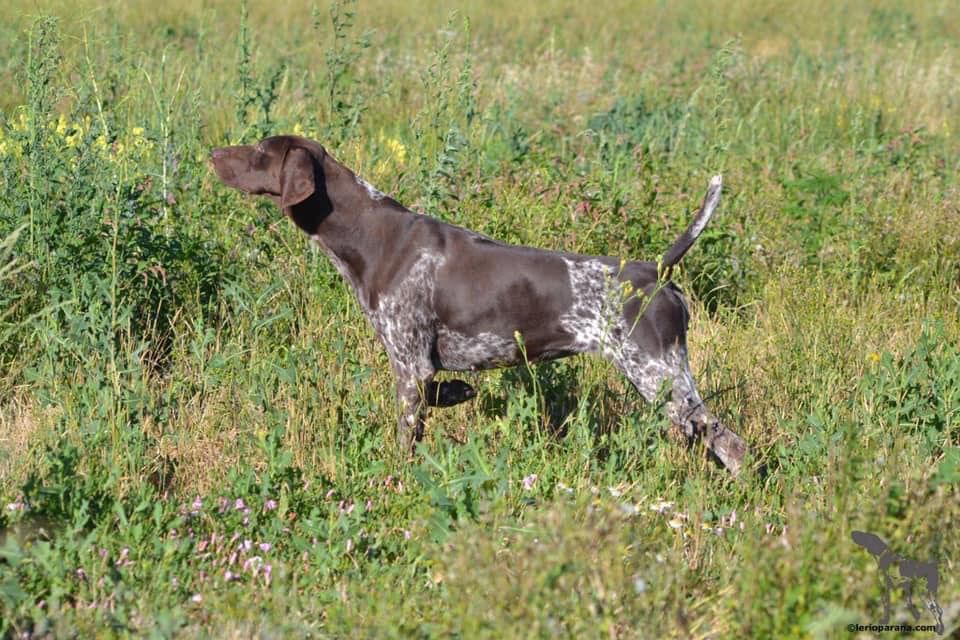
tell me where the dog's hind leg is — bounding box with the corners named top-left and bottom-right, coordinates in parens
top-left (669, 372), bottom-right (747, 475)
top-left (659, 346), bottom-right (746, 474)
top-left (611, 344), bottom-right (747, 475)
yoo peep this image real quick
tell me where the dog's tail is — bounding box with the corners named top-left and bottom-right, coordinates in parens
top-left (660, 174), bottom-right (722, 270)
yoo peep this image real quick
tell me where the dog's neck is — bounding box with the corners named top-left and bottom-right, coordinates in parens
top-left (295, 154), bottom-right (418, 313)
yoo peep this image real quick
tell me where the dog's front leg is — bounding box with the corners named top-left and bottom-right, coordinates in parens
top-left (879, 572), bottom-right (894, 624)
top-left (394, 372), bottom-right (433, 452)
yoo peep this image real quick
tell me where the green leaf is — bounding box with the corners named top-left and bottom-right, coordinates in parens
top-left (932, 447), bottom-right (960, 486)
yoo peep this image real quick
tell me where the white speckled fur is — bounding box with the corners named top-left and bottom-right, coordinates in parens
top-left (367, 253), bottom-right (441, 382)
top-left (355, 175), bottom-right (386, 201)
top-left (558, 258), bottom-right (623, 352)
top-left (688, 175), bottom-right (722, 238)
top-left (436, 327), bottom-right (517, 370)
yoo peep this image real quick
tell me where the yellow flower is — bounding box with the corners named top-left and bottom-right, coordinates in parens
top-left (0, 139), bottom-right (24, 158)
top-left (14, 111), bottom-right (29, 132)
top-left (55, 113), bottom-right (68, 136)
top-left (292, 122), bottom-right (305, 136)
top-left (377, 130), bottom-right (407, 167)
top-left (95, 135), bottom-right (108, 150)
top-left (867, 352), bottom-right (881, 364)
top-left (127, 127), bottom-right (151, 150)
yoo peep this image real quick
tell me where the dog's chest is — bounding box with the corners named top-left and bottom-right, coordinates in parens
top-left (365, 253), bottom-right (442, 376)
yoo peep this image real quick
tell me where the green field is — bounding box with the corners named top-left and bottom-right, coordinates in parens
top-left (1, 0), bottom-right (958, 637)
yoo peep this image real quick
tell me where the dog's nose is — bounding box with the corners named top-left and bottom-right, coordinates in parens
top-left (210, 148), bottom-right (227, 161)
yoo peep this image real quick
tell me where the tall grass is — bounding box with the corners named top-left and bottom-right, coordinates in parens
top-left (0, 0), bottom-right (958, 636)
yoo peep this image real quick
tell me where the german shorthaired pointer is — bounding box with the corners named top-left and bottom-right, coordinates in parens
top-left (211, 135), bottom-right (748, 474)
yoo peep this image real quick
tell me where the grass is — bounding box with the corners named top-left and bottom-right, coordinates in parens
top-left (0, 0), bottom-right (958, 637)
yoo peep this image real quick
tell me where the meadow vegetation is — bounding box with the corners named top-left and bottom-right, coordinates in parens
top-left (0, 0), bottom-right (958, 636)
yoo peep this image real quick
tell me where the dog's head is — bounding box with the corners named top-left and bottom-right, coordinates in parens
top-left (211, 135), bottom-right (332, 234)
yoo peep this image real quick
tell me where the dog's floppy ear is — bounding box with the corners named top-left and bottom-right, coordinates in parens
top-left (280, 147), bottom-right (316, 210)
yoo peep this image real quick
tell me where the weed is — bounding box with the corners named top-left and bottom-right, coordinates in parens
top-left (317, 0), bottom-right (372, 146)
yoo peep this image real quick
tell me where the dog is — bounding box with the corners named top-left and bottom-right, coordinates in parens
top-left (851, 531), bottom-right (944, 632)
top-left (211, 135), bottom-right (748, 474)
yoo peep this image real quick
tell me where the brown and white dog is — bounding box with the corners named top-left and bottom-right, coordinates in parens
top-left (211, 135), bottom-right (747, 474)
